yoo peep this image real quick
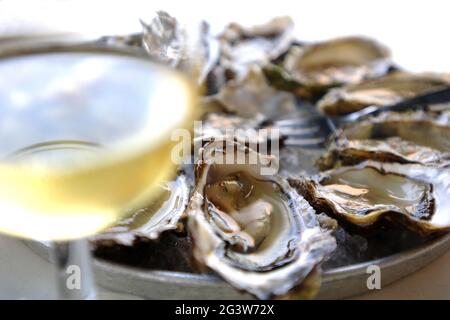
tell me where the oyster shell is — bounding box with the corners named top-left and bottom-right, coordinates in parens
top-left (96, 11), bottom-right (187, 67)
top-left (267, 36), bottom-right (391, 98)
top-left (290, 161), bottom-right (450, 235)
top-left (318, 111), bottom-right (450, 169)
top-left (94, 174), bottom-right (190, 246)
top-left (142, 12), bottom-right (220, 85)
top-left (100, 11), bottom-right (217, 85)
top-left (427, 103), bottom-right (450, 113)
top-left (219, 16), bottom-right (294, 79)
top-left (140, 11), bottom-right (187, 68)
top-left (187, 140), bottom-right (336, 299)
top-left (196, 112), bottom-right (277, 147)
top-left (202, 66), bottom-right (298, 119)
top-left (318, 72), bottom-right (450, 116)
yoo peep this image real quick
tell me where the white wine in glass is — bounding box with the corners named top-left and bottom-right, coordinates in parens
top-left (0, 45), bottom-right (196, 298)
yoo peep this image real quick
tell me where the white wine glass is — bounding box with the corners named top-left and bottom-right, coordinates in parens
top-left (0, 42), bottom-right (196, 299)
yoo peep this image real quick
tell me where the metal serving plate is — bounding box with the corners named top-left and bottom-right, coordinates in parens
top-left (27, 233), bottom-right (450, 299)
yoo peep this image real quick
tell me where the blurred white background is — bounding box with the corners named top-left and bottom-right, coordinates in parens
top-left (0, 0), bottom-right (449, 72)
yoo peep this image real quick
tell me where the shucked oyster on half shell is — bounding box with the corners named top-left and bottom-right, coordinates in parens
top-left (318, 72), bottom-right (450, 116)
top-left (219, 16), bottom-right (294, 80)
top-left (187, 140), bottom-right (336, 299)
top-left (202, 66), bottom-right (298, 120)
top-left (264, 36), bottom-right (391, 98)
top-left (318, 111), bottom-right (450, 170)
top-left (94, 174), bottom-right (190, 246)
top-left (290, 161), bottom-right (450, 235)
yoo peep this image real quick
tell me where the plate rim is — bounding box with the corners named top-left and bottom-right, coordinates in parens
top-left (25, 232), bottom-right (450, 299)
top-left (90, 232), bottom-right (450, 299)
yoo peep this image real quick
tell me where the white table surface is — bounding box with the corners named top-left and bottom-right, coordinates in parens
top-left (0, 0), bottom-right (449, 300)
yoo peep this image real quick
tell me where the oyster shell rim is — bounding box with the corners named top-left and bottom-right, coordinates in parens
top-left (317, 72), bottom-right (450, 116)
top-left (93, 174), bottom-right (190, 246)
top-left (290, 160), bottom-right (450, 235)
top-left (187, 139), bottom-right (336, 299)
top-left (280, 36), bottom-right (392, 96)
top-left (317, 110), bottom-right (450, 170)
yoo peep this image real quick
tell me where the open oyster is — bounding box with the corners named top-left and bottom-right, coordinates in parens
top-left (265, 36), bottom-right (391, 98)
top-left (318, 111), bottom-right (450, 169)
top-left (219, 16), bottom-right (294, 80)
top-left (318, 72), bottom-right (450, 116)
top-left (290, 161), bottom-right (450, 235)
top-left (187, 140), bottom-right (336, 299)
top-left (202, 66), bottom-right (298, 119)
top-left (94, 174), bottom-right (190, 246)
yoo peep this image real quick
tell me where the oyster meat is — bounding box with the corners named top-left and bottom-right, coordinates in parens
top-left (187, 140), bottom-right (336, 299)
top-left (318, 72), bottom-right (450, 116)
top-left (266, 36), bottom-right (391, 98)
top-left (318, 111), bottom-right (450, 169)
top-left (290, 161), bottom-right (450, 235)
top-left (202, 66), bottom-right (298, 120)
top-left (94, 174), bottom-right (190, 246)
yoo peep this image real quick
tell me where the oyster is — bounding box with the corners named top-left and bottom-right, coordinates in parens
top-left (427, 103), bottom-right (450, 113)
top-left (94, 174), bottom-right (190, 246)
top-left (100, 11), bottom-right (217, 85)
top-left (140, 11), bottom-right (187, 67)
top-left (203, 66), bottom-right (298, 119)
top-left (318, 72), bottom-right (450, 116)
top-left (219, 16), bottom-right (294, 79)
top-left (187, 140), bottom-right (336, 299)
top-left (266, 36), bottom-right (391, 98)
top-left (95, 11), bottom-right (187, 66)
top-left (142, 12), bottom-right (220, 85)
top-left (290, 161), bottom-right (450, 235)
top-left (318, 111), bottom-right (450, 169)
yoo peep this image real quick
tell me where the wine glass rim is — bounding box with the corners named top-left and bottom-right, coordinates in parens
top-left (0, 38), bottom-right (162, 65)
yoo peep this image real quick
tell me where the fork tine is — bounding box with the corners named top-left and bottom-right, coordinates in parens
top-left (278, 125), bottom-right (321, 137)
top-left (283, 137), bottom-right (326, 148)
top-left (274, 113), bottom-right (332, 148)
top-left (274, 115), bottom-right (323, 128)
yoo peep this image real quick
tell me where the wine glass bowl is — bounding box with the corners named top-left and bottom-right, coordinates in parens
top-left (0, 45), bottom-right (196, 241)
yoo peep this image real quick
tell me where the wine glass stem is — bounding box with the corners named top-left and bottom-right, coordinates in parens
top-left (51, 239), bottom-right (96, 299)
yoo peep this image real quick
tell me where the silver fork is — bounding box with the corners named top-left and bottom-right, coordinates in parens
top-left (268, 105), bottom-right (332, 148)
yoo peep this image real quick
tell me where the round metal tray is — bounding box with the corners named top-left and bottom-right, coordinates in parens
top-left (27, 233), bottom-right (450, 299)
